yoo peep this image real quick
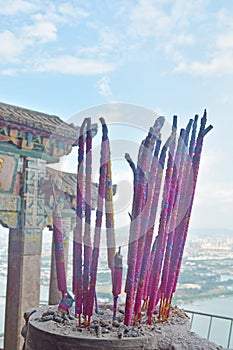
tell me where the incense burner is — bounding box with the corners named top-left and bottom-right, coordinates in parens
top-left (22, 304), bottom-right (221, 350)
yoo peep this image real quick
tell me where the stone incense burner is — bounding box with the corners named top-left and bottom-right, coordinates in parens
top-left (22, 304), bottom-right (222, 350)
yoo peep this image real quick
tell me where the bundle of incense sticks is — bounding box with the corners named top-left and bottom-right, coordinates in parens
top-left (56, 111), bottom-right (212, 328)
top-left (124, 117), bottom-right (165, 326)
top-left (124, 111), bottom-right (213, 325)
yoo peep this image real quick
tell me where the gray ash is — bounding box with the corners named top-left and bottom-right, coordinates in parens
top-left (37, 303), bottom-right (189, 340)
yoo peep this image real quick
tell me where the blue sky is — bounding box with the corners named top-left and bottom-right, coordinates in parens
top-left (0, 0), bottom-right (233, 231)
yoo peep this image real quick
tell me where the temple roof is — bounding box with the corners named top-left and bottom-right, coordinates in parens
top-left (45, 166), bottom-right (99, 198)
top-left (42, 166), bottom-right (117, 210)
top-left (0, 101), bottom-right (79, 139)
top-left (45, 166), bottom-right (117, 196)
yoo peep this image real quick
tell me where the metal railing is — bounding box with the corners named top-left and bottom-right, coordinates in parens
top-left (184, 309), bottom-right (233, 349)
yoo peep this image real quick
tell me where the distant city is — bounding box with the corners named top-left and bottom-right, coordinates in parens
top-left (1, 227), bottom-right (233, 305)
top-left (175, 229), bottom-right (233, 303)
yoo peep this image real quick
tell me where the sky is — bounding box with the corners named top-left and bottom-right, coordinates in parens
top-left (0, 0), bottom-right (233, 232)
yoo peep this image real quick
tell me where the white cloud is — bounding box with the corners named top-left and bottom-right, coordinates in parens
top-left (128, 0), bottom-right (170, 38)
top-left (0, 0), bottom-right (38, 15)
top-left (0, 30), bottom-right (24, 62)
top-left (32, 55), bottom-right (116, 75)
top-left (162, 32), bottom-right (195, 62)
top-left (58, 2), bottom-right (89, 19)
top-left (172, 33), bottom-right (195, 46)
top-left (2, 0), bottom-right (231, 79)
top-left (24, 20), bottom-right (57, 43)
top-left (174, 51), bottom-right (233, 76)
top-left (125, 0), bottom-right (203, 69)
top-left (171, 0), bottom-right (207, 25)
top-left (74, 22), bottom-right (124, 62)
top-left (127, 0), bottom-right (205, 39)
top-left (29, 3), bottom-right (89, 28)
top-left (96, 77), bottom-right (112, 96)
top-left (125, 0), bottom-right (233, 77)
top-left (99, 27), bottom-right (122, 54)
top-left (0, 68), bottom-right (18, 76)
top-left (173, 6), bottom-right (233, 76)
top-left (216, 32), bottom-right (233, 50)
top-left (0, 2), bottom-right (117, 75)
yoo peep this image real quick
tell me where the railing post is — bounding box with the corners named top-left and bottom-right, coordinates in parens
top-left (227, 320), bottom-right (233, 349)
top-left (190, 312), bottom-right (194, 329)
top-left (185, 309), bottom-right (233, 348)
top-left (207, 316), bottom-right (213, 340)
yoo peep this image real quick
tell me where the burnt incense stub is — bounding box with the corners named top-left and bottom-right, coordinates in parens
top-left (24, 304), bottom-right (222, 350)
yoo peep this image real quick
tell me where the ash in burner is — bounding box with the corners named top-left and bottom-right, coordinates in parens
top-left (37, 303), bottom-right (189, 340)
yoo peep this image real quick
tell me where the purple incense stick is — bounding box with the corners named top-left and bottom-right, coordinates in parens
top-left (147, 123), bottom-right (177, 324)
top-left (124, 128), bottom-right (155, 326)
top-left (170, 112), bottom-right (213, 302)
top-left (158, 129), bottom-right (187, 320)
top-left (73, 119), bottom-right (87, 324)
top-left (124, 117), bottom-right (164, 326)
top-left (134, 117), bottom-right (177, 322)
top-left (158, 119), bottom-right (193, 321)
top-left (87, 118), bottom-right (108, 326)
top-left (83, 118), bottom-right (93, 319)
top-left (53, 203), bottom-right (67, 295)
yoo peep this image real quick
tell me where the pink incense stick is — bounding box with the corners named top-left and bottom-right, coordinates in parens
top-left (133, 133), bottom-right (167, 320)
top-left (170, 116), bottom-right (199, 297)
top-left (124, 138), bottom-right (151, 325)
top-left (172, 115), bottom-right (199, 290)
top-left (52, 188), bottom-right (73, 314)
top-left (83, 118), bottom-right (93, 318)
top-left (163, 113), bottom-right (213, 321)
top-left (87, 118), bottom-right (108, 325)
top-left (164, 123), bottom-right (195, 307)
top-left (158, 119), bottom-right (193, 321)
top-left (158, 128), bottom-right (187, 312)
top-left (170, 112), bottom-right (213, 302)
top-left (73, 119), bottom-right (87, 323)
top-left (141, 138), bottom-right (162, 303)
top-left (124, 118), bottom-right (164, 326)
top-left (141, 118), bottom-right (176, 306)
top-left (147, 127), bottom-right (177, 324)
top-left (123, 152), bottom-right (137, 326)
top-left (134, 125), bottom-right (161, 294)
top-left (134, 130), bottom-right (155, 290)
top-left (124, 131), bottom-right (153, 326)
top-left (141, 139), bottom-right (167, 308)
top-left (142, 116), bottom-right (177, 322)
top-left (160, 128), bottom-right (186, 309)
top-left (53, 203), bottom-right (67, 295)
top-left (143, 236), bottom-right (158, 305)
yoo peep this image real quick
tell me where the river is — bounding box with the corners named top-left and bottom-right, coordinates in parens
top-left (180, 297), bottom-right (233, 348)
